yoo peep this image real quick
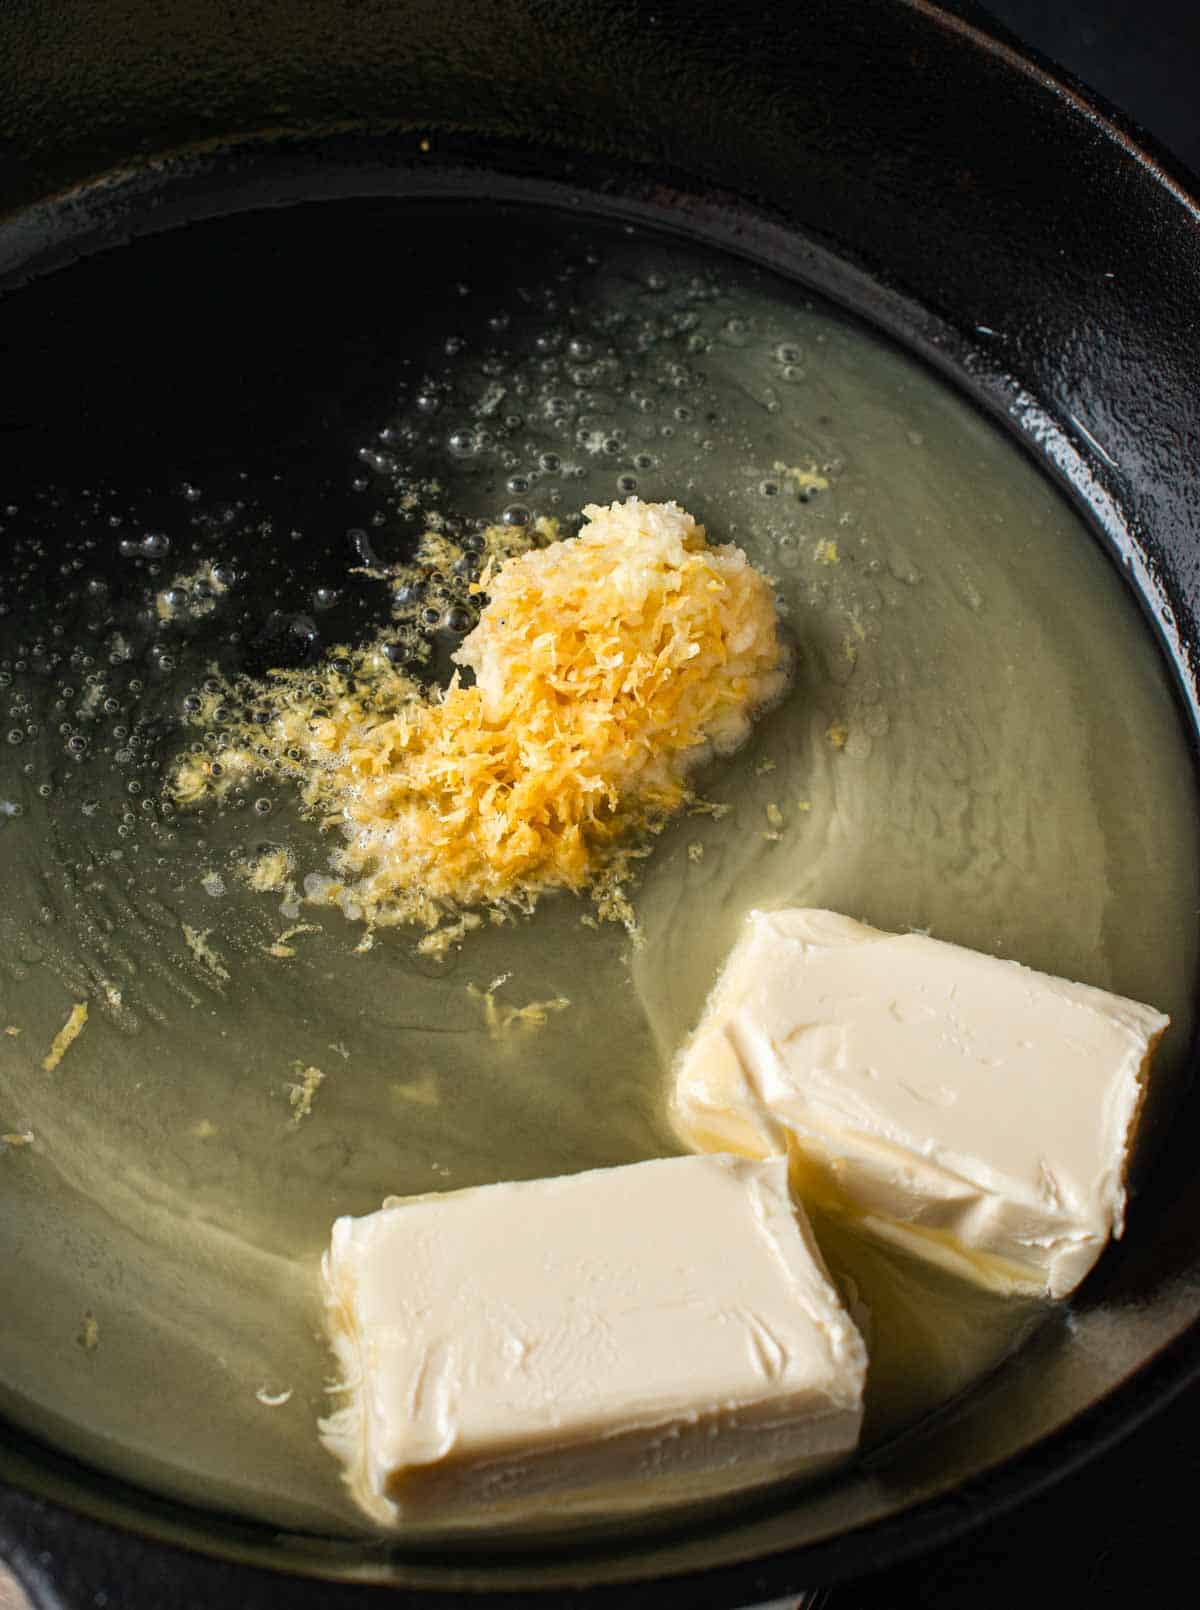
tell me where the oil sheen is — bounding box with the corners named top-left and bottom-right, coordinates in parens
top-left (0, 201), bottom-right (1195, 1536)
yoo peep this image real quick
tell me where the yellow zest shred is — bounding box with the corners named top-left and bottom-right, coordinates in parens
top-left (688, 798), bottom-right (734, 819)
top-left (42, 1003), bottom-right (89, 1072)
top-left (468, 978), bottom-right (571, 1041)
top-left (416, 912), bottom-right (483, 958)
top-left (263, 922), bottom-right (321, 959)
top-left (239, 847), bottom-right (295, 894)
top-left (288, 1064), bottom-right (325, 1123)
top-left (774, 460), bottom-right (831, 495)
top-left (182, 925), bottom-right (230, 983)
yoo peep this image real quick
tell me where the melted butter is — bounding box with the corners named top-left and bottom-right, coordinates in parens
top-left (0, 200), bottom-right (1196, 1535)
top-left (809, 1213), bottom-right (1047, 1445)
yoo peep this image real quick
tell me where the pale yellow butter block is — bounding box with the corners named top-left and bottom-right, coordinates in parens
top-left (673, 909), bottom-right (1168, 1298)
top-left (320, 1153), bottom-right (866, 1528)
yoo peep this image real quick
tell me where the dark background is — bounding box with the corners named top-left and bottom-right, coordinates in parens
top-left (980, 1), bottom-right (1200, 176)
top-left (841, 3), bottom-right (1200, 1604)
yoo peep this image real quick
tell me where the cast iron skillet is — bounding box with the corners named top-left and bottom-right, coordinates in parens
top-left (2, 1), bottom-right (1200, 1603)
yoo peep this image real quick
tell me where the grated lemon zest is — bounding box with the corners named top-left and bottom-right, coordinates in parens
top-left (174, 501), bottom-right (785, 933)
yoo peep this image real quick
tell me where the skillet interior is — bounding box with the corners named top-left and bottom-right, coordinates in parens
top-left (2, 2), bottom-right (1200, 1601)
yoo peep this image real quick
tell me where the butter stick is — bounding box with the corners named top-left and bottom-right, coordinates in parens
top-left (673, 908), bottom-right (1168, 1298)
top-left (320, 1153), bottom-right (866, 1527)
